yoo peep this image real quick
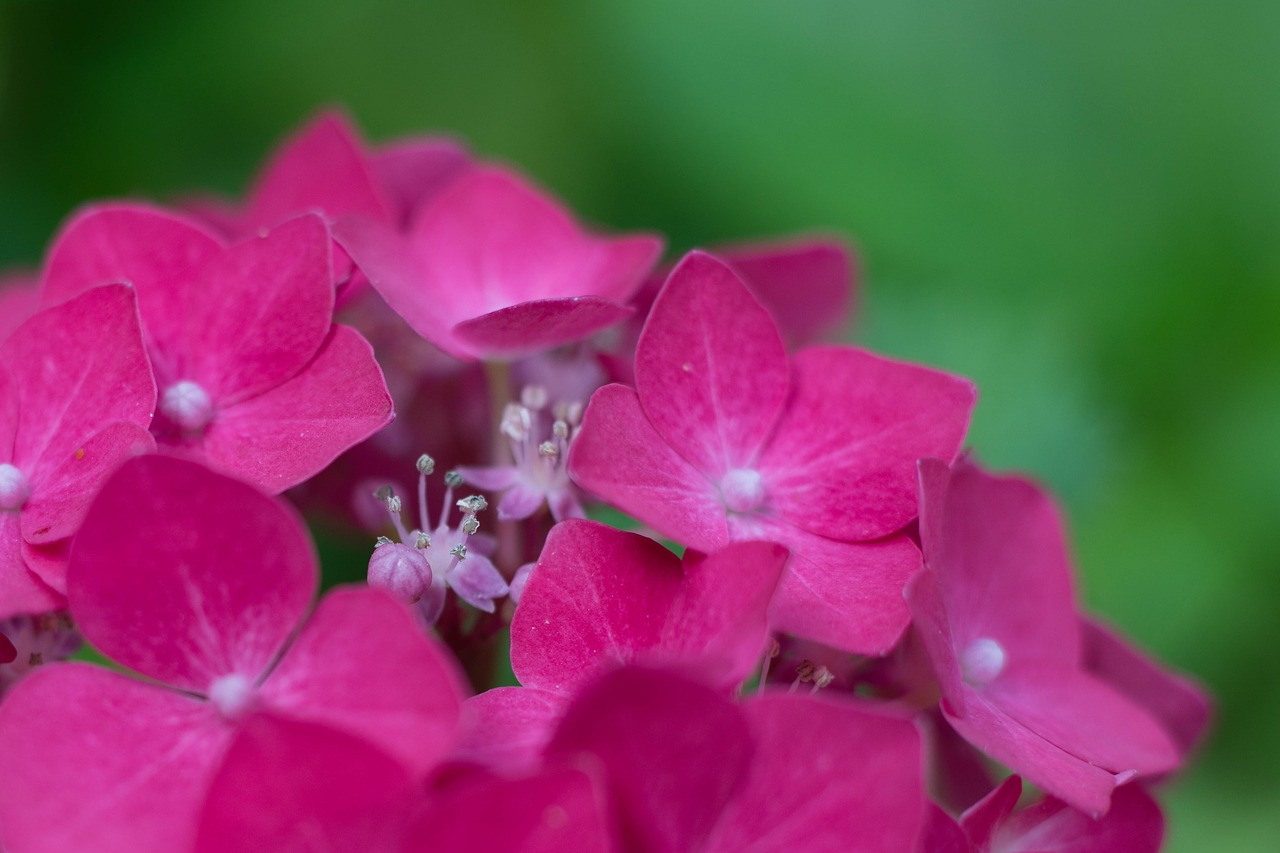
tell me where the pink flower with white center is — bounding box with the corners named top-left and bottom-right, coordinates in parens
top-left (0, 455), bottom-right (466, 853)
top-left (569, 250), bottom-right (976, 654)
top-left (0, 284), bottom-right (155, 613)
top-left (457, 389), bottom-right (587, 522)
top-left (906, 458), bottom-right (1181, 817)
top-left (455, 520), bottom-right (788, 769)
top-left (40, 205), bottom-right (394, 493)
top-left (367, 455), bottom-right (509, 622)
top-left (334, 164), bottom-right (664, 361)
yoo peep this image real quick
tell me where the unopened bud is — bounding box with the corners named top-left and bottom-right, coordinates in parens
top-left (368, 542), bottom-right (432, 603)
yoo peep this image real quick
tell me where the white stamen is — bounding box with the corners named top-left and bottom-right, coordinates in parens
top-left (0, 464), bottom-right (30, 512)
top-left (208, 673), bottom-right (256, 721)
top-left (416, 454), bottom-right (436, 475)
top-left (160, 380), bottom-right (215, 432)
top-left (721, 468), bottom-right (765, 513)
top-left (961, 637), bottom-right (1007, 686)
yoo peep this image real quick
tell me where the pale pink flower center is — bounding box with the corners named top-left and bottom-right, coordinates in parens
top-left (160, 380), bottom-right (215, 432)
top-left (721, 467), bottom-right (764, 513)
top-left (0, 463), bottom-right (30, 512)
top-left (961, 637), bottom-right (1006, 686)
top-left (208, 673), bottom-right (257, 721)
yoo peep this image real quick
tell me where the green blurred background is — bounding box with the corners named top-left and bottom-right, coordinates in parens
top-left (1, 1), bottom-right (1275, 848)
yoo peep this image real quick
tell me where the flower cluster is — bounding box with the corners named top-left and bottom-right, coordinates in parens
top-left (0, 110), bottom-right (1209, 852)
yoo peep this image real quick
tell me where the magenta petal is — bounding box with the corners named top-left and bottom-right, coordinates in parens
top-left (180, 215), bottom-right (335, 403)
top-left (195, 712), bottom-right (418, 853)
top-left (452, 296), bottom-right (633, 360)
top-left (721, 237), bottom-right (856, 346)
top-left (453, 686), bottom-right (568, 772)
top-left (456, 463), bottom-right (520, 491)
top-left (986, 664), bottom-right (1180, 777)
top-left (21, 422), bottom-right (155, 548)
top-left (635, 251), bottom-right (789, 477)
top-left (498, 483), bottom-right (547, 520)
top-left (448, 552), bottom-right (509, 612)
top-left (372, 136), bottom-right (471, 225)
top-left (546, 667), bottom-right (753, 853)
top-left (916, 804), bottom-right (970, 853)
top-left (918, 459), bottom-right (1081, 664)
top-left (245, 110), bottom-right (393, 230)
top-left (202, 324), bottom-right (393, 493)
top-left (957, 775), bottom-right (1022, 848)
top-left (259, 586), bottom-right (466, 776)
top-left (703, 694), bottom-right (926, 853)
top-left (0, 515), bottom-right (63, 619)
top-left (765, 525), bottom-right (922, 655)
top-left (0, 271), bottom-right (40, 344)
top-left (569, 384), bottom-right (729, 552)
top-left (67, 455), bottom-right (317, 691)
top-left (40, 204), bottom-right (224, 327)
top-left (0, 664), bottom-right (231, 853)
top-left (408, 766), bottom-right (615, 853)
top-left (760, 348), bottom-right (975, 542)
top-left (5, 284), bottom-right (154, 476)
top-left (512, 520), bottom-right (683, 694)
top-left (1082, 618), bottom-right (1212, 761)
top-left (988, 782), bottom-right (1164, 853)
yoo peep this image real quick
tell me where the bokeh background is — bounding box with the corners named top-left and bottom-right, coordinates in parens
top-left (1, 1), bottom-right (1275, 849)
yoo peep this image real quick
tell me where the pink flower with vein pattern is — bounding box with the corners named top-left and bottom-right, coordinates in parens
top-left (0, 455), bottom-right (466, 853)
top-left (335, 164), bottom-right (664, 360)
top-left (40, 206), bottom-right (393, 493)
top-left (569, 250), bottom-right (975, 653)
top-left (1, 284), bottom-right (155, 614)
top-left (906, 458), bottom-right (1181, 816)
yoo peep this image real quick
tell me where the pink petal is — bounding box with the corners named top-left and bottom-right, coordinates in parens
top-left (407, 766), bottom-right (616, 853)
top-left (512, 520), bottom-right (684, 694)
top-left (986, 663), bottom-right (1180, 777)
top-left (21, 422), bottom-right (155, 548)
top-left (195, 712), bottom-right (418, 853)
top-left (5, 284), bottom-right (155, 476)
top-left (759, 348), bottom-right (975, 542)
top-left (703, 694), bottom-right (926, 853)
top-left (568, 383), bottom-right (729, 552)
top-left (259, 586), bottom-right (466, 777)
top-left (67, 455), bottom-right (317, 692)
top-left (721, 236), bottom-right (857, 347)
top-left (0, 663), bottom-right (232, 853)
top-left (939, 689), bottom-right (1119, 818)
top-left (498, 482), bottom-right (547, 520)
top-left (1082, 618), bottom-right (1212, 761)
top-left (764, 524), bottom-right (922, 655)
top-left (372, 136), bottom-right (471, 225)
top-left (635, 251), bottom-right (789, 478)
top-left (456, 464), bottom-right (520, 491)
top-left (452, 296), bottom-right (633, 360)
top-left (201, 324), bottom-right (393, 493)
top-left (453, 686), bottom-right (569, 772)
top-left (245, 110), bottom-right (393, 230)
top-left (0, 515), bottom-right (63, 619)
top-left (448, 552), bottom-right (509, 612)
top-left (989, 782), bottom-right (1164, 853)
top-left (40, 204), bottom-right (225, 339)
top-left (917, 804), bottom-right (971, 853)
top-left (546, 666), bottom-right (753, 852)
top-left (917, 458), bottom-right (1082, 666)
top-left (174, 214), bottom-right (335, 403)
top-left (958, 775), bottom-right (1022, 848)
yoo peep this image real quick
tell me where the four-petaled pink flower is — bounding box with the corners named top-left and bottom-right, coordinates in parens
top-left (0, 455), bottom-right (467, 853)
top-left (570, 250), bottom-right (976, 653)
top-left (40, 206), bottom-right (394, 493)
top-left (334, 164), bottom-right (664, 360)
top-left (0, 284), bottom-right (155, 614)
top-left (906, 458), bottom-right (1181, 816)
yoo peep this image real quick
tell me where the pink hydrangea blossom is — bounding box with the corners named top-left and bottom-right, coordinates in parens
top-left (570, 250), bottom-right (975, 653)
top-left (906, 458), bottom-right (1181, 816)
top-left (334, 164), bottom-right (664, 360)
top-left (0, 284), bottom-right (155, 613)
top-left (40, 206), bottom-right (394, 493)
top-left (0, 455), bottom-right (466, 852)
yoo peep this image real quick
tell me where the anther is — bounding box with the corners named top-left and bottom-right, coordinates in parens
top-left (457, 495), bottom-right (488, 513)
top-left (444, 471), bottom-right (463, 489)
top-left (415, 531), bottom-right (431, 549)
top-left (416, 454), bottom-right (436, 475)
top-left (462, 516), bottom-right (480, 535)
top-left (539, 441), bottom-right (558, 458)
top-left (375, 486), bottom-right (395, 503)
top-left (375, 536), bottom-right (393, 547)
top-left (386, 495), bottom-right (403, 514)
top-left (449, 543), bottom-right (468, 560)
